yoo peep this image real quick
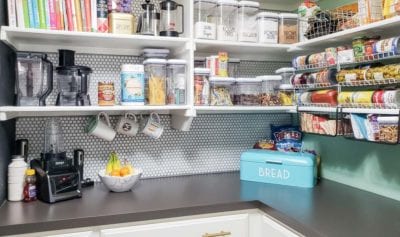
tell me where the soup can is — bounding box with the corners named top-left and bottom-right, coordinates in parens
top-left (372, 90), bottom-right (385, 104)
top-left (383, 90), bottom-right (400, 107)
top-left (98, 82), bottom-right (115, 106)
top-left (352, 91), bottom-right (374, 104)
top-left (338, 92), bottom-right (354, 104)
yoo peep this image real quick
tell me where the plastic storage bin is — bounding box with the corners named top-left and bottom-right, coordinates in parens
top-left (240, 149), bottom-right (317, 188)
top-left (275, 67), bottom-right (295, 84)
top-left (144, 59), bottom-right (167, 105)
top-left (216, 0), bottom-right (239, 41)
top-left (210, 77), bottom-right (235, 106)
top-left (167, 59), bottom-right (187, 105)
top-left (278, 13), bottom-right (299, 44)
top-left (238, 1), bottom-right (260, 43)
top-left (234, 78), bottom-right (262, 105)
top-left (194, 0), bottom-right (218, 40)
top-left (278, 84), bottom-right (294, 105)
top-left (194, 68), bottom-right (211, 105)
top-left (258, 75), bottom-right (282, 106)
top-left (257, 12), bottom-right (279, 44)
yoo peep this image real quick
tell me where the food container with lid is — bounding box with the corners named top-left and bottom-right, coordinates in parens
top-left (238, 1), bottom-right (259, 42)
top-left (142, 48), bottom-right (170, 59)
top-left (278, 13), bottom-right (298, 44)
top-left (278, 84), bottom-right (294, 106)
top-left (210, 77), bottom-right (235, 106)
top-left (275, 67), bottom-right (295, 84)
top-left (234, 78), bottom-right (262, 105)
top-left (143, 59), bottom-right (167, 105)
top-left (121, 64), bottom-right (145, 105)
top-left (257, 12), bottom-right (279, 44)
top-left (258, 75), bottom-right (282, 106)
top-left (194, 0), bottom-right (218, 39)
top-left (194, 68), bottom-right (211, 105)
top-left (167, 59), bottom-right (187, 105)
top-left (216, 0), bottom-right (239, 41)
top-left (228, 58), bottom-right (240, 77)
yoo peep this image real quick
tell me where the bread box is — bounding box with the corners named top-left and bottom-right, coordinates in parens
top-left (240, 149), bottom-right (316, 188)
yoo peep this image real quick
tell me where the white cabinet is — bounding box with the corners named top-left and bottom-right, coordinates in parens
top-left (46, 231), bottom-right (96, 237)
top-left (249, 213), bottom-right (301, 237)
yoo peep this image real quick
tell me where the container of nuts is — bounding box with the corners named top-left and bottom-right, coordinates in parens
top-left (257, 75), bottom-right (282, 106)
top-left (234, 78), bottom-right (262, 106)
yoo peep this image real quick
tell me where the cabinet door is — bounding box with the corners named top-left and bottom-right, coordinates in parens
top-left (101, 214), bottom-right (249, 237)
top-left (46, 231), bottom-right (95, 237)
top-left (259, 215), bottom-right (300, 237)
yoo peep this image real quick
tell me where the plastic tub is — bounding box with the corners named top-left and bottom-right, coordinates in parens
top-left (238, 1), bottom-right (260, 42)
top-left (278, 84), bottom-right (294, 105)
top-left (216, 0), bottom-right (239, 41)
top-left (258, 75), bottom-right (282, 106)
top-left (210, 77), bottom-right (235, 106)
top-left (257, 12), bottom-right (279, 44)
top-left (194, 0), bottom-right (218, 39)
top-left (278, 13), bottom-right (298, 44)
top-left (234, 78), bottom-right (262, 105)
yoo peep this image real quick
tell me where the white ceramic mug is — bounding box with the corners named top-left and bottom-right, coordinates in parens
top-left (86, 112), bottom-right (116, 142)
top-left (142, 113), bottom-right (164, 139)
top-left (116, 113), bottom-right (140, 137)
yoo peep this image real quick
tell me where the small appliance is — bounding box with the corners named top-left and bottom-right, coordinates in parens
top-left (56, 50), bottom-right (92, 106)
top-left (159, 0), bottom-right (184, 37)
top-left (15, 52), bottom-right (53, 106)
top-left (137, 0), bottom-right (160, 36)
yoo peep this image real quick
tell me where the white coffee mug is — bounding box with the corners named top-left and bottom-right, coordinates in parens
top-left (86, 112), bottom-right (116, 141)
top-left (116, 113), bottom-right (139, 137)
top-left (142, 113), bottom-right (164, 139)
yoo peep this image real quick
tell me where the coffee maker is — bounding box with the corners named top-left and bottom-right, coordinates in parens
top-left (56, 50), bottom-right (92, 106)
top-left (31, 118), bottom-right (82, 203)
top-left (137, 0), bottom-right (160, 36)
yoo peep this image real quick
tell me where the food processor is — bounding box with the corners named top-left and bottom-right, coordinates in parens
top-left (56, 50), bottom-right (92, 106)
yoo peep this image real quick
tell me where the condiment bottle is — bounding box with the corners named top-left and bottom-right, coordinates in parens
top-left (23, 169), bottom-right (37, 202)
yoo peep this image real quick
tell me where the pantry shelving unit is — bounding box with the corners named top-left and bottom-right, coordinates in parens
top-left (195, 106), bottom-right (297, 114)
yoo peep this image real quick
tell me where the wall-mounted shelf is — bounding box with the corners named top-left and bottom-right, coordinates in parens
top-left (297, 106), bottom-right (338, 113)
top-left (342, 108), bottom-right (400, 115)
top-left (195, 106), bottom-right (297, 114)
top-left (0, 26), bottom-right (191, 56)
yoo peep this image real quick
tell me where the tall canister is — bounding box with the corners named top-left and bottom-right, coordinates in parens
top-left (257, 12), bottom-right (279, 44)
top-left (121, 64), bottom-right (145, 105)
top-left (238, 1), bottom-right (259, 42)
top-left (216, 0), bottom-right (239, 41)
top-left (144, 59), bottom-right (167, 105)
top-left (194, 0), bottom-right (218, 39)
top-left (167, 59), bottom-right (187, 105)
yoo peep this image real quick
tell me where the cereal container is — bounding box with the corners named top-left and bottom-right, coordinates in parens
top-left (194, 0), bottom-right (218, 40)
top-left (234, 78), bottom-right (262, 106)
top-left (167, 59), bottom-right (187, 105)
top-left (143, 59), bottom-right (167, 105)
top-left (194, 68), bottom-right (211, 105)
top-left (216, 0), bottom-right (239, 41)
top-left (278, 13), bottom-right (298, 44)
top-left (238, 1), bottom-right (260, 43)
top-left (258, 75), bottom-right (282, 106)
top-left (257, 12), bottom-right (279, 44)
top-left (209, 77), bottom-right (235, 106)
top-left (121, 64), bottom-right (145, 105)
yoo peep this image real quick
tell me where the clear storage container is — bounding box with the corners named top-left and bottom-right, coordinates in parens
top-left (194, 0), bottom-right (218, 40)
top-left (257, 12), bottom-right (279, 44)
top-left (279, 13), bottom-right (299, 44)
top-left (194, 68), bottom-right (211, 105)
top-left (228, 58), bottom-right (240, 77)
top-left (143, 59), bottom-right (167, 105)
top-left (167, 59), bottom-right (187, 105)
top-left (275, 67), bottom-right (295, 84)
top-left (216, 0), bottom-right (239, 41)
top-left (258, 75), bottom-right (282, 106)
top-left (234, 78), bottom-right (262, 105)
top-left (210, 77), bottom-right (235, 106)
top-left (278, 84), bottom-right (294, 106)
top-left (238, 1), bottom-right (259, 43)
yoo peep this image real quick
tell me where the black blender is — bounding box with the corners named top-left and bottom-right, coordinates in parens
top-left (56, 50), bottom-right (92, 106)
top-left (159, 0), bottom-right (184, 37)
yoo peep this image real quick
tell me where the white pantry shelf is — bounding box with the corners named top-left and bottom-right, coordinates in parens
top-left (342, 108), bottom-right (400, 115)
top-left (289, 16), bottom-right (400, 53)
top-left (0, 26), bottom-right (191, 56)
top-left (297, 106), bottom-right (338, 113)
top-left (195, 106), bottom-right (297, 114)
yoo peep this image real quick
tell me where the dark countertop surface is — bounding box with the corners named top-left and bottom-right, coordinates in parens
top-left (1, 172), bottom-right (400, 237)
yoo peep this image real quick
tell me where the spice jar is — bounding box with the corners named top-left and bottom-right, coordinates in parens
top-left (258, 75), bottom-right (282, 106)
top-left (216, 0), bottom-right (239, 41)
top-left (210, 77), bottom-right (235, 106)
top-left (144, 59), bottom-right (167, 105)
top-left (167, 59), bottom-right (187, 105)
top-left (194, 0), bottom-right (218, 40)
top-left (257, 12), bottom-right (279, 44)
top-left (194, 68), bottom-right (211, 105)
top-left (234, 78), bottom-right (262, 106)
top-left (238, 1), bottom-right (259, 43)
top-left (278, 13), bottom-right (298, 44)
top-left (121, 64), bottom-right (145, 105)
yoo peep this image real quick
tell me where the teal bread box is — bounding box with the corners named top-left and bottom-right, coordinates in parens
top-left (240, 149), bottom-right (317, 188)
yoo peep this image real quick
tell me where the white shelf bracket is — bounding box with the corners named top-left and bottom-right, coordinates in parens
top-left (171, 108), bottom-right (196, 131)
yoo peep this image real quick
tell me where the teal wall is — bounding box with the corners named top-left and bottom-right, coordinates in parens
top-left (303, 135), bottom-right (400, 201)
top-left (318, 0), bottom-right (357, 9)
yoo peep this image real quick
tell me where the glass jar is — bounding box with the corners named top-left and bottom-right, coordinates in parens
top-left (216, 0), bottom-right (239, 41)
top-left (278, 13), bottom-right (298, 44)
top-left (210, 77), bottom-right (235, 106)
top-left (238, 1), bottom-right (259, 43)
top-left (234, 78), bottom-right (262, 105)
top-left (167, 59), bottom-right (187, 105)
top-left (194, 68), bottom-right (211, 105)
top-left (278, 84), bottom-right (294, 105)
top-left (258, 75), bottom-right (282, 106)
top-left (257, 12), bottom-right (279, 44)
top-left (275, 67), bottom-right (295, 84)
top-left (143, 59), bottom-right (167, 105)
top-left (194, 0), bottom-right (218, 39)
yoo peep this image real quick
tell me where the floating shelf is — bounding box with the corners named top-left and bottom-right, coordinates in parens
top-left (194, 106), bottom-right (297, 114)
top-left (0, 26), bottom-right (191, 56)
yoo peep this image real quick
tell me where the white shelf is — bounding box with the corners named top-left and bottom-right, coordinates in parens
top-left (289, 16), bottom-right (400, 53)
top-left (194, 39), bottom-right (292, 61)
top-left (0, 105), bottom-right (192, 120)
top-left (342, 108), bottom-right (400, 115)
top-left (297, 106), bottom-right (338, 113)
top-left (0, 26), bottom-right (191, 56)
top-left (195, 106), bottom-right (297, 114)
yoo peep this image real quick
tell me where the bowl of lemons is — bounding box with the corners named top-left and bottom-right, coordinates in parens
top-left (98, 152), bottom-right (142, 192)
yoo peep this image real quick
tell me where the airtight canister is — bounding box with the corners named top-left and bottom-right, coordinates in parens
top-left (121, 64), bottom-right (145, 105)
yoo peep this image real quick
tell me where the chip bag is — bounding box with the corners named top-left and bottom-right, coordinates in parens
top-left (271, 125), bottom-right (303, 152)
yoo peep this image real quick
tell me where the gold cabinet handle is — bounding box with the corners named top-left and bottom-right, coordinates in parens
top-left (202, 231), bottom-right (231, 237)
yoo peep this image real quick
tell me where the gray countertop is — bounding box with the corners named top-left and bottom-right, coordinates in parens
top-left (0, 172), bottom-right (400, 237)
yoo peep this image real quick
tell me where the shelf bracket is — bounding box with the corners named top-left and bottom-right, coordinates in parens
top-left (171, 108), bottom-right (196, 131)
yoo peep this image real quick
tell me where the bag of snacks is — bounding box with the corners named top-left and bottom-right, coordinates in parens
top-left (271, 125), bottom-right (302, 152)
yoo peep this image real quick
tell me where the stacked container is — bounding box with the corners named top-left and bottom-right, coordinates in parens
top-left (258, 75), bottom-right (282, 106)
top-left (234, 78), bottom-right (262, 105)
top-left (216, 0), bottom-right (239, 41)
top-left (257, 12), bottom-right (279, 44)
top-left (167, 59), bottom-right (187, 105)
top-left (275, 67), bottom-right (295, 84)
top-left (278, 13), bottom-right (299, 44)
top-left (194, 0), bottom-right (218, 40)
top-left (144, 59), bottom-right (167, 105)
top-left (194, 68), bottom-right (211, 105)
top-left (238, 1), bottom-right (260, 42)
top-left (210, 77), bottom-right (235, 106)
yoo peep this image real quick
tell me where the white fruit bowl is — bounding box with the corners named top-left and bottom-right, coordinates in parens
top-left (98, 168), bottom-right (143, 192)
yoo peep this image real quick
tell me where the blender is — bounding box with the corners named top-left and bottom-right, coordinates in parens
top-left (56, 50), bottom-right (92, 106)
top-left (15, 52), bottom-right (53, 106)
top-left (160, 0), bottom-right (184, 37)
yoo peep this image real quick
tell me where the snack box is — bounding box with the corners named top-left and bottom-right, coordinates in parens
top-left (240, 149), bottom-right (317, 188)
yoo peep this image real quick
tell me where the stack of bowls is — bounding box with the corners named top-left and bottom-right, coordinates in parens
top-left (8, 156), bottom-right (28, 201)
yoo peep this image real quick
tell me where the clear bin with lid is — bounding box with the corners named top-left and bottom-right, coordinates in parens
top-left (257, 12), bottom-right (279, 44)
top-left (194, 0), bottom-right (218, 39)
top-left (234, 78), bottom-right (262, 105)
top-left (275, 67), bottom-right (295, 84)
top-left (194, 68), bottom-right (211, 105)
top-left (167, 59), bottom-right (187, 105)
top-left (278, 84), bottom-right (294, 106)
top-left (258, 75), bottom-right (282, 106)
top-left (238, 1), bottom-right (259, 42)
top-left (143, 58), bottom-right (167, 105)
top-left (228, 58), bottom-right (240, 77)
top-left (210, 77), bottom-right (235, 106)
top-left (216, 0), bottom-right (239, 41)
top-left (279, 13), bottom-right (299, 44)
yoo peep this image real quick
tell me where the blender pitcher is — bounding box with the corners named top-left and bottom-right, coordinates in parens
top-left (160, 0), bottom-right (184, 37)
